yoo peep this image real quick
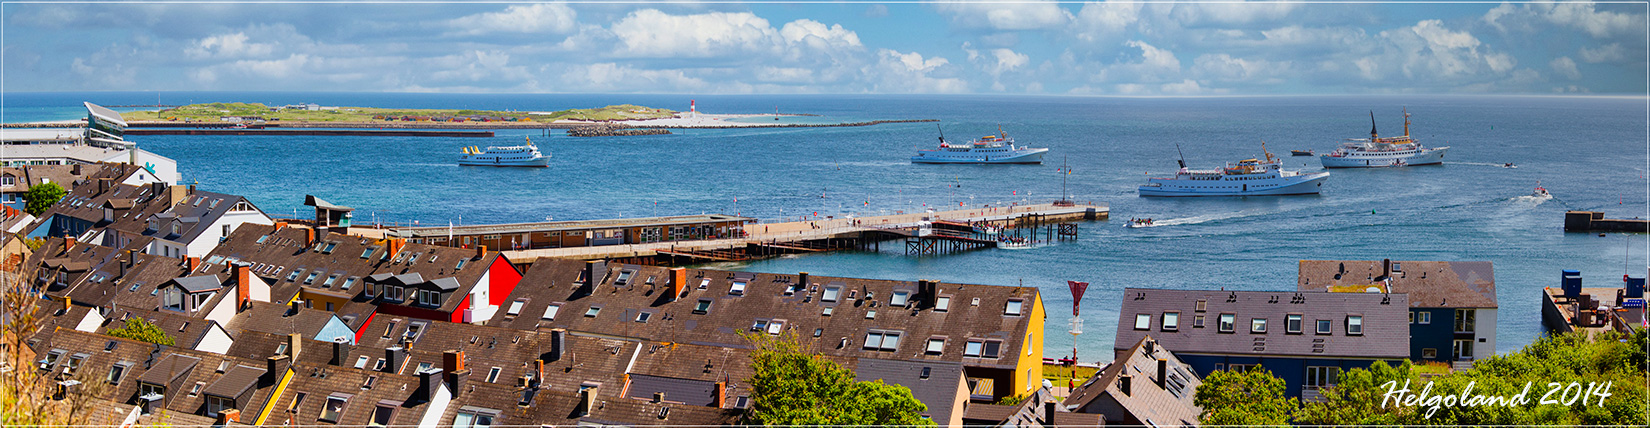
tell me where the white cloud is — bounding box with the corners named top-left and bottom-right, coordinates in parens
top-left (185, 32), bottom-right (276, 59)
top-left (779, 19), bottom-right (862, 50)
top-left (1549, 56), bottom-right (1580, 80)
top-left (1095, 40), bottom-right (1181, 83)
top-left (1191, 53), bottom-right (1288, 83)
top-left (1483, 1), bottom-right (1646, 39)
top-left (609, 9), bottom-right (782, 58)
top-left (1165, 1), bottom-right (1300, 27)
top-left (869, 49), bottom-right (967, 93)
top-left (1578, 43), bottom-right (1626, 63)
top-left (558, 62), bottom-right (710, 92)
top-left (1072, 1), bottom-right (1143, 45)
top-left (932, 0), bottom-right (1073, 31)
top-left (447, 3), bottom-right (577, 36)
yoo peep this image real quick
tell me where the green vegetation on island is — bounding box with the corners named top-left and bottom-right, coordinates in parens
top-left (121, 102), bottom-right (677, 123)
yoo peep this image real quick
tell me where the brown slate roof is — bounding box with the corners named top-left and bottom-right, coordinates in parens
top-left (345, 315), bottom-right (634, 399)
top-left (222, 301), bottom-right (347, 343)
top-left (1115, 288), bottom-right (1410, 359)
top-left (495, 259), bottom-right (1041, 368)
top-left (1063, 336), bottom-right (1201, 426)
top-left (1297, 260), bottom-right (1497, 308)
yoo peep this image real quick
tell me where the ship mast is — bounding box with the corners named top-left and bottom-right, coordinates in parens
top-left (1369, 110), bottom-right (1378, 140)
top-left (1402, 107), bottom-right (1410, 137)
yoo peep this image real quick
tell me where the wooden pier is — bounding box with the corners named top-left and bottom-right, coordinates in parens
top-left (503, 202), bottom-right (1107, 267)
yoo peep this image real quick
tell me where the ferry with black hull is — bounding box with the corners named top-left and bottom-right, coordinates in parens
top-left (911, 127), bottom-right (1047, 164)
top-left (1320, 109), bottom-right (1448, 168)
top-left (1139, 143), bottom-right (1330, 197)
top-left (459, 137), bottom-right (550, 167)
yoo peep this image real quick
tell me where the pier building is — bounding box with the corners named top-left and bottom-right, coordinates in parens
top-left (1, 102), bottom-right (179, 184)
top-left (385, 214), bottom-right (755, 250)
top-left (1298, 259), bottom-right (1497, 364)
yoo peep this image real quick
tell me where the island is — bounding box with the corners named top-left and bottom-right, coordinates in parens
top-left (107, 102), bottom-right (935, 131)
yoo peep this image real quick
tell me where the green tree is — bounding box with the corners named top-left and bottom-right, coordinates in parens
top-left (22, 182), bottom-right (67, 216)
top-left (1295, 360), bottom-right (1421, 426)
top-left (1193, 366), bottom-right (1299, 425)
top-left (744, 332), bottom-right (933, 426)
top-left (106, 318), bottom-right (175, 346)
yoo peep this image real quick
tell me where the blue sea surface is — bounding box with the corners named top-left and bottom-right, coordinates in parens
top-left (6, 92), bottom-right (1647, 362)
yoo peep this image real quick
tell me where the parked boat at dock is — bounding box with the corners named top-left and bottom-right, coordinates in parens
top-left (912, 126), bottom-right (1047, 164)
top-left (1320, 109), bottom-right (1448, 168)
top-left (1290, 149), bottom-right (1314, 156)
top-left (459, 137), bottom-right (550, 167)
top-left (1139, 143), bottom-right (1330, 197)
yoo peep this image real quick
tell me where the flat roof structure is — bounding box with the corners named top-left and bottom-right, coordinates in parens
top-left (0, 128), bottom-right (84, 143)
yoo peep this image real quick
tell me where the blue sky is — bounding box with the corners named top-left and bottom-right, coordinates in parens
top-left (3, 1), bottom-right (1645, 95)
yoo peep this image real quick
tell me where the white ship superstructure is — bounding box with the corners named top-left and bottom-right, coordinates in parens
top-left (911, 128), bottom-right (1047, 164)
top-left (1320, 109), bottom-right (1448, 168)
top-left (1140, 144), bottom-right (1330, 197)
top-left (459, 137), bottom-right (551, 167)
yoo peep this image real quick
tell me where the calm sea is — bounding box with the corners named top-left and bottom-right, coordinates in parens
top-left (6, 91), bottom-right (1647, 362)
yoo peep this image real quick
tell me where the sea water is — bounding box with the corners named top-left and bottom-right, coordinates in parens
top-left (6, 92), bottom-right (1647, 362)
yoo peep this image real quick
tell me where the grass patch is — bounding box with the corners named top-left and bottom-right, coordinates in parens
top-left (122, 103), bottom-right (677, 123)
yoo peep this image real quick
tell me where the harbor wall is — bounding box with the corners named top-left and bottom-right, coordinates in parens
top-left (1563, 211), bottom-right (1649, 233)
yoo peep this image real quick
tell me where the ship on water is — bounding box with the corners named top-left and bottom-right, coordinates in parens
top-left (911, 126), bottom-right (1048, 164)
top-left (459, 137), bottom-right (550, 167)
top-left (1320, 109), bottom-right (1448, 168)
top-left (1139, 143), bottom-right (1330, 197)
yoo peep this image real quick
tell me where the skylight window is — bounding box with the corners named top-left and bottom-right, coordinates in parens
top-left (506, 300), bottom-right (525, 316)
top-left (1004, 299), bottom-right (1024, 316)
top-left (890, 290), bottom-right (910, 306)
top-left (729, 281), bottom-right (746, 295)
top-left (542, 304), bottom-right (561, 320)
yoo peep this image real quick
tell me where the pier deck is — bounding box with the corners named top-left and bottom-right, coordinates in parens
top-left (502, 202), bottom-right (1106, 263)
top-left (1542, 286), bottom-right (1645, 337)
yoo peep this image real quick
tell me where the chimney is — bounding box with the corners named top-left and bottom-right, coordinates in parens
top-left (287, 299), bottom-right (301, 316)
top-left (126, 249), bottom-right (135, 270)
top-left (918, 279), bottom-right (937, 307)
top-left (1118, 375), bottom-right (1132, 396)
top-left (1043, 401), bottom-right (1058, 424)
top-left (714, 381), bottom-right (726, 408)
top-left (418, 367), bottom-right (441, 402)
top-left (384, 347), bottom-right (406, 373)
top-left (97, 178), bottom-right (108, 195)
top-left (330, 337), bottom-right (351, 366)
top-left (577, 385), bottom-right (598, 417)
top-left (581, 260), bottom-right (606, 292)
top-left (63, 237), bottom-right (76, 254)
top-left (799, 272), bottom-right (809, 287)
top-left (217, 409), bottom-right (241, 425)
top-left (235, 263), bottom-right (251, 312)
top-left (186, 256), bottom-right (200, 272)
top-left (443, 349), bottom-right (469, 398)
top-left (549, 329), bottom-right (567, 361)
top-left (669, 268), bottom-right (687, 301)
top-left (286, 333), bottom-right (302, 359)
top-left (534, 359), bottom-right (545, 383)
top-left (263, 355), bottom-right (290, 385)
top-left (168, 183), bottom-right (186, 206)
top-left (188, 183), bottom-right (195, 194)
top-left (72, 164), bottom-right (81, 175)
top-left (273, 221), bottom-right (288, 231)
top-left (1156, 358), bottom-right (1168, 388)
top-left (1380, 259), bottom-right (1392, 281)
top-left (386, 238), bottom-right (406, 261)
top-left (139, 394), bottom-right (159, 414)
top-left (60, 295), bottom-right (72, 309)
top-left (476, 245), bottom-right (487, 260)
top-left (304, 228), bottom-right (316, 248)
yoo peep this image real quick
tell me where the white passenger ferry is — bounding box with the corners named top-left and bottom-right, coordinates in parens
top-left (459, 137), bottom-right (550, 167)
top-left (1320, 109), bottom-right (1448, 168)
top-left (1139, 143), bottom-right (1330, 197)
top-left (911, 127), bottom-right (1047, 164)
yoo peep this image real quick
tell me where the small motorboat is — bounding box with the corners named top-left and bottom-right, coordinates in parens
top-left (1532, 182), bottom-right (1551, 199)
top-left (1124, 218), bottom-right (1155, 228)
top-left (1503, 163), bottom-right (1517, 169)
top-left (998, 236), bottom-right (1031, 247)
top-left (1290, 150), bottom-right (1314, 156)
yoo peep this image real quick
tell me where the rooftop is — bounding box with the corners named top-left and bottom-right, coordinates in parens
top-left (1298, 259), bottom-right (1497, 308)
top-left (1115, 287), bottom-right (1410, 359)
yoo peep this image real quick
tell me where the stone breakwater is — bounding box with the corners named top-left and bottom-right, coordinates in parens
top-left (566, 124), bottom-right (672, 137)
top-left (628, 119), bottom-right (938, 129)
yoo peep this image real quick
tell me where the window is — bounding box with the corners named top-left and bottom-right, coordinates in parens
top-left (1218, 314), bottom-right (1235, 332)
top-left (1286, 314), bottom-right (1303, 334)
top-left (206, 395), bottom-right (234, 418)
top-left (373, 359), bottom-right (387, 371)
top-left (1004, 299), bottom-right (1024, 316)
top-left (751, 319), bottom-right (770, 331)
top-left (890, 290), bottom-right (911, 306)
top-left (636, 312), bottom-right (653, 323)
top-left (926, 338), bottom-right (945, 355)
top-left (320, 395), bottom-right (348, 423)
top-left (1418, 311), bottom-right (1432, 324)
top-left (541, 304), bottom-right (561, 320)
top-left (822, 287), bottom-right (841, 302)
top-left (486, 367), bottom-right (502, 383)
top-left (693, 299), bottom-right (711, 314)
top-left (353, 356), bottom-right (370, 369)
top-left (862, 331), bottom-right (901, 351)
top-left (189, 381), bottom-right (204, 396)
top-left (138, 382), bottom-right (164, 399)
top-left (584, 307), bottom-right (600, 317)
top-left (1251, 318), bottom-right (1267, 333)
top-left (1422, 348), bottom-right (1438, 359)
top-left (286, 269), bottom-right (304, 282)
top-left (964, 340), bottom-right (1001, 358)
top-left (162, 288), bottom-right (185, 312)
top-left (322, 242), bottom-right (337, 253)
top-left (698, 278), bottom-right (710, 289)
top-left (865, 310), bottom-right (877, 319)
top-left (1162, 312), bottom-right (1180, 331)
top-left (275, 343), bottom-right (288, 356)
top-left (1193, 315), bottom-right (1206, 328)
top-left (1347, 316), bottom-right (1364, 335)
top-left (1454, 309), bottom-right (1475, 333)
top-left (1305, 366), bottom-right (1341, 391)
top-left (766, 320), bottom-right (784, 334)
top-left (322, 275), bottom-right (339, 288)
top-left (1229, 364), bottom-right (1258, 372)
top-left (729, 280), bottom-right (746, 295)
top-left (1134, 314), bottom-right (1151, 330)
top-left (416, 362), bottom-right (434, 373)
top-left (1453, 339), bottom-right (1474, 359)
top-left (416, 290), bottom-right (442, 306)
top-left (369, 404), bottom-right (395, 427)
top-left (821, 307), bottom-right (833, 316)
top-left (107, 364), bottom-right (129, 385)
top-left (257, 235), bottom-right (270, 244)
top-left (506, 300), bottom-right (525, 316)
top-left (454, 259), bottom-right (468, 270)
top-left (1195, 299), bottom-right (1207, 312)
top-left (341, 277), bottom-right (357, 290)
top-left (935, 296), bottom-right (951, 312)
top-left (453, 410), bottom-right (496, 428)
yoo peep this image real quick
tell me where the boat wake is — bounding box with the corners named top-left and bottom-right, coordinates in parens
top-left (1509, 195), bottom-right (1552, 206)
top-left (1127, 210), bottom-right (1267, 228)
top-left (1453, 162), bottom-right (1516, 168)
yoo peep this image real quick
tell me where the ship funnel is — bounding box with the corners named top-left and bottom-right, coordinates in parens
top-left (1369, 111), bottom-right (1378, 140)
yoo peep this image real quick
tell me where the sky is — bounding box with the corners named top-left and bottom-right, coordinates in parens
top-left (2, 1), bottom-right (1646, 95)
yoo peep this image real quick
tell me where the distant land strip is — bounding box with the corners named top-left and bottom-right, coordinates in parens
top-left (629, 119), bottom-right (939, 129)
top-left (6, 118), bottom-right (938, 130)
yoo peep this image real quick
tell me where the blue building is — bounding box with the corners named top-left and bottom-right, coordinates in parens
top-left (1299, 260), bottom-right (1497, 363)
top-left (1115, 288), bottom-right (1409, 400)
